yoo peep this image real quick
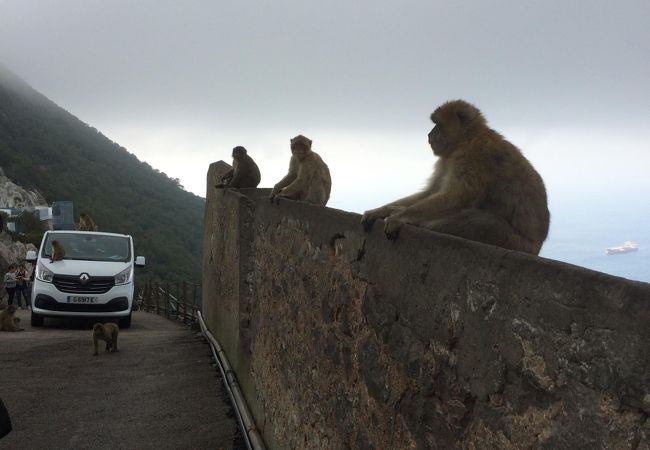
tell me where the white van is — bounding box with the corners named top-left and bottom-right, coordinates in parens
top-left (26, 230), bottom-right (145, 328)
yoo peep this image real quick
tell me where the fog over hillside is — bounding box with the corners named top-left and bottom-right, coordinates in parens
top-left (0, 66), bottom-right (204, 282)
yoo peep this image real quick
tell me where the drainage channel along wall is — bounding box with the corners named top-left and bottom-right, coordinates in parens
top-left (202, 162), bottom-right (650, 450)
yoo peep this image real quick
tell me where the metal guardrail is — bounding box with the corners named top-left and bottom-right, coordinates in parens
top-left (136, 281), bottom-right (201, 326)
top-left (198, 311), bottom-right (266, 450)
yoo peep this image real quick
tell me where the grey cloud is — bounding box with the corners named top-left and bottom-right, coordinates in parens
top-left (1, 0), bottom-right (648, 132)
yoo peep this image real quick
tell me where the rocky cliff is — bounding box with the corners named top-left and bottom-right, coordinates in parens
top-left (0, 167), bottom-right (47, 209)
top-left (0, 168), bottom-right (41, 296)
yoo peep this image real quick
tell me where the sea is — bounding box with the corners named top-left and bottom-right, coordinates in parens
top-left (540, 194), bottom-right (650, 284)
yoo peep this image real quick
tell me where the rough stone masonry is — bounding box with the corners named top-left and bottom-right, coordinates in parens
top-left (202, 162), bottom-right (650, 450)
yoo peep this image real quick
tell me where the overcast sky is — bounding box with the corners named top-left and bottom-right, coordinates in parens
top-left (1, 0), bottom-right (649, 215)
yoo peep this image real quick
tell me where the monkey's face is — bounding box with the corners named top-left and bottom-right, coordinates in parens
top-left (7, 305), bottom-right (17, 314)
top-left (428, 121), bottom-right (460, 157)
top-left (232, 148), bottom-right (246, 160)
top-left (291, 143), bottom-right (310, 161)
top-left (428, 124), bottom-right (448, 156)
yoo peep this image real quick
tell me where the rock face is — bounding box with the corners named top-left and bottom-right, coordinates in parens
top-left (0, 168), bottom-right (41, 294)
top-left (0, 167), bottom-right (47, 209)
top-left (202, 162), bottom-right (650, 450)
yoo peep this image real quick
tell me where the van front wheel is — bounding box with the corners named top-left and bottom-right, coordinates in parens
top-left (31, 312), bottom-right (44, 327)
top-left (119, 313), bottom-right (132, 329)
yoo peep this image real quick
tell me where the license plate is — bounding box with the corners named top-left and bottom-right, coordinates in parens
top-left (68, 296), bottom-right (97, 304)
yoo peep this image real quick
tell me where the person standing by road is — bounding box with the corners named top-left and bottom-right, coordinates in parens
top-left (3, 264), bottom-right (17, 306)
top-left (15, 263), bottom-right (30, 309)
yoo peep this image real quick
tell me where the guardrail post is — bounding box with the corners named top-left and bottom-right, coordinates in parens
top-left (145, 280), bottom-right (152, 312)
top-left (165, 283), bottom-right (171, 319)
top-left (155, 282), bottom-right (160, 315)
top-left (192, 283), bottom-right (198, 323)
top-left (182, 281), bottom-right (188, 325)
top-left (174, 281), bottom-right (179, 320)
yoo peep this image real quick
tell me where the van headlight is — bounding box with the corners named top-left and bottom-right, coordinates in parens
top-left (114, 265), bottom-right (134, 285)
top-left (36, 262), bottom-right (54, 283)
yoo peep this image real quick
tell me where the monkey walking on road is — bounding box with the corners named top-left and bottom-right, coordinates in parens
top-left (92, 322), bottom-right (119, 356)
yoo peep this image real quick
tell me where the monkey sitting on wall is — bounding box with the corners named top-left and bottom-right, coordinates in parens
top-left (0, 305), bottom-right (23, 332)
top-left (92, 322), bottom-right (119, 356)
top-left (50, 240), bottom-right (65, 262)
top-left (78, 213), bottom-right (98, 231)
top-left (217, 146), bottom-right (262, 189)
top-left (361, 100), bottom-right (550, 255)
top-left (269, 135), bottom-right (332, 206)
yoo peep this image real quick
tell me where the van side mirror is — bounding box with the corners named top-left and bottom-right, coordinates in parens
top-left (135, 256), bottom-right (146, 267)
top-left (25, 250), bottom-right (37, 262)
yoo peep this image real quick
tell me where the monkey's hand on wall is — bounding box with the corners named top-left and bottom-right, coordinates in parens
top-left (361, 205), bottom-right (405, 232)
top-left (383, 215), bottom-right (406, 240)
top-left (269, 189), bottom-right (280, 204)
top-left (361, 207), bottom-right (387, 231)
top-left (270, 166), bottom-right (298, 204)
top-left (216, 173), bottom-right (232, 189)
top-left (276, 188), bottom-right (298, 200)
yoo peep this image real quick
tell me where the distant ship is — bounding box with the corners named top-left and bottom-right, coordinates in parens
top-left (605, 241), bottom-right (638, 255)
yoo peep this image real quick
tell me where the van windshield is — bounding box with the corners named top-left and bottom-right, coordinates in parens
top-left (42, 233), bottom-right (131, 263)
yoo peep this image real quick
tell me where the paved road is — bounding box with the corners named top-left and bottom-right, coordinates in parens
top-left (0, 309), bottom-right (240, 449)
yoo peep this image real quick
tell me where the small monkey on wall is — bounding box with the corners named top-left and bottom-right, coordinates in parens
top-left (362, 100), bottom-right (550, 255)
top-left (270, 135), bottom-right (332, 206)
top-left (217, 146), bottom-right (261, 189)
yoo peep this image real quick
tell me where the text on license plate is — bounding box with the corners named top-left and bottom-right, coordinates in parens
top-left (68, 296), bottom-right (97, 304)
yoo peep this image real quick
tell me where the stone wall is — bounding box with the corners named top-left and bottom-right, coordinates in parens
top-left (202, 163), bottom-right (650, 449)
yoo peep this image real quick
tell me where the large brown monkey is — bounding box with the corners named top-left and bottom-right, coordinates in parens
top-left (0, 305), bottom-right (23, 332)
top-left (269, 135), bottom-right (332, 206)
top-left (217, 146), bottom-right (261, 189)
top-left (78, 213), bottom-right (98, 231)
top-left (50, 240), bottom-right (65, 262)
top-left (361, 100), bottom-right (550, 255)
top-left (92, 322), bottom-right (119, 356)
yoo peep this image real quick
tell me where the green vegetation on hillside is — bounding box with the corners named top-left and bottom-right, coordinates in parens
top-left (0, 65), bottom-right (205, 282)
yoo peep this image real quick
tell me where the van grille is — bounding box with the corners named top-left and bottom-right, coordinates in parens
top-left (52, 275), bottom-right (115, 294)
